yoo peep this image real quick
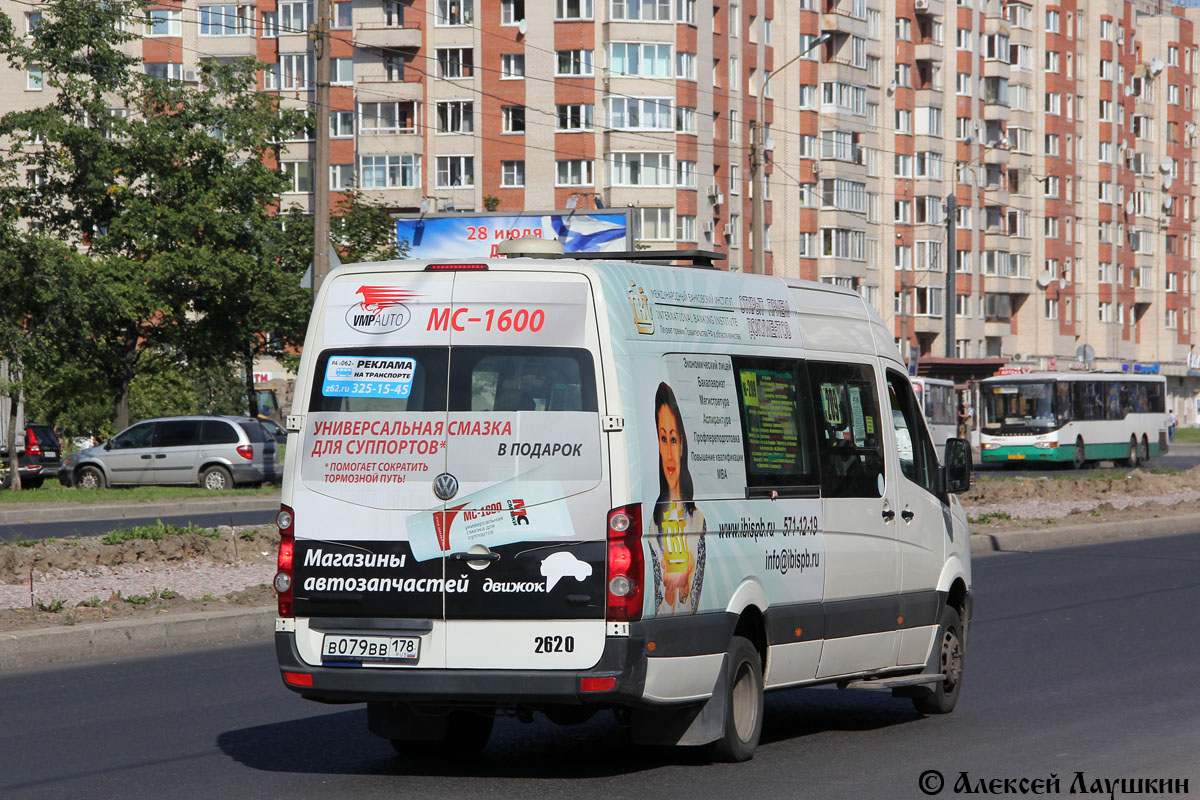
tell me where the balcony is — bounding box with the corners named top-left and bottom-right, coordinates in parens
top-left (983, 102), bottom-right (1011, 122)
top-left (983, 58), bottom-right (1010, 79)
top-left (820, 12), bottom-right (868, 39)
top-left (914, 0), bottom-right (944, 18)
top-left (915, 42), bottom-right (943, 63)
top-left (355, 23), bottom-right (422, 51)
top-left (982, 144), bottom-right (1010, 165)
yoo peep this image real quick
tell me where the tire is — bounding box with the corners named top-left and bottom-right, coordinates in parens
top-left (706, 635), bottom-right (764, 762)
top-left (1139, 436), bottom-right (1151, 466)
top-left (913, 605), bottom-right (965, 715)
top-left (76, 465), bottom-right (106, 490)
top-left (1122, 437), bottom-right (1139, 469)
top-left (388, 710), bottom-right (493, 756)
top-left (200, 465), bottom-right (233, 491)
top-left (1072, 438), bottom-right (1086, 470)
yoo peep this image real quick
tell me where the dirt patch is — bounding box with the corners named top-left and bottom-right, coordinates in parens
top-left (0, 526), bottom-right (279, 632)
top-left (962, 466), bottom-right (1200, 523)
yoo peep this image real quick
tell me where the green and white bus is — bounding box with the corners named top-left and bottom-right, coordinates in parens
top-left (912, 377), bottom-right (958, 452)
top-left (978, 372), bottom-right (1168, 468)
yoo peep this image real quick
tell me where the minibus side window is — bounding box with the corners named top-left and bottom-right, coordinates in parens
top-left (807, 361), bottom-right (885, 498)
top-left (886, 371), bottom-right (940, 495)
top-left (731, 357), bottom-right (819, 494)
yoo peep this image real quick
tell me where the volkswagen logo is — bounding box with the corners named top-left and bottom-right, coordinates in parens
top-left (433, 473), bottom-right (459, 501)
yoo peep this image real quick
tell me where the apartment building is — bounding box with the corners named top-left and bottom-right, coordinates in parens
top-left (4, 0), bottom-right (1200, 413)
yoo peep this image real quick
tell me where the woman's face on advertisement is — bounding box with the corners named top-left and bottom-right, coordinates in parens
top-left (658, 404), bottom-right (682, 497)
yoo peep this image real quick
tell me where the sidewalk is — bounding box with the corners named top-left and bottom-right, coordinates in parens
top-left (0, 495), bottom-right (279, 526)
top-left (1, 501), bottom-right (1198, 672)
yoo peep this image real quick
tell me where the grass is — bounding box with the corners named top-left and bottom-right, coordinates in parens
top-left (101, 519), bottom-right (220, 546)
top-left (0, 483), bottom-right (279, 506)
top-left (969, 511), bottom-right (1012, 525)
top-left (36, 598), bottom-right (66, 613)
top-left (1172, 427), bottom-right (1200, 443)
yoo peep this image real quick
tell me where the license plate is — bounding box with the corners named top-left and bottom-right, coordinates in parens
top-left (43, 452), bottom-right (56, 459)
top-left (321, 634), bottom-right (420, 663)
top-left (1007, 453), bottom-right (1026, 460)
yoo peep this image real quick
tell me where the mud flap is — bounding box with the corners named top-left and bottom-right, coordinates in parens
top-left (629, 654), bottom-right (728, 747)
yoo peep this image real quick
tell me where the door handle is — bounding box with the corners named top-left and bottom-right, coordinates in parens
top-left (154, 454), bottom-right (166, 459)
top-left (140, 454), bottom-right (152, 459)
top-left (901, 508), bottom-right (915, 522)
top-left (881, 508), bottom-right (896, 522)
top-left (449, 551), bottom-right (501, 563)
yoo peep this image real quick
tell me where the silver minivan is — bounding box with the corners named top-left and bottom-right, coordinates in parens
top-left (59, 416), bottom-right (280, 490)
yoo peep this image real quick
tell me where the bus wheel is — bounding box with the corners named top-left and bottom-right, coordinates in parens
top-left (1072, 438), bottom-right (1087, 470)
top-left (1140, 435), bottom-right (1151, 465)
top-left (1122, 437), bottom-right (1139, 468)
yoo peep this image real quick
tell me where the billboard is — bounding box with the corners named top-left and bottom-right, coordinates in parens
top-left (395, 211), bottom-right (631, 258)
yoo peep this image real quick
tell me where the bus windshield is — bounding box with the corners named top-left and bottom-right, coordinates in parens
top-left (981, 381), bottom-right (1061, 433)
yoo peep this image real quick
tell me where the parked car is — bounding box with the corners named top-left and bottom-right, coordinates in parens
top-left (0, 424), bottom-right (63, 490)
top-left (258, 417), bottom-right (288, 445)
top-left (57, 416), bottom-right (280, 490)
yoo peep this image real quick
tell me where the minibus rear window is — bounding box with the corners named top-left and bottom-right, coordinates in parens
top-left (309, 348), bottom-right (448, 413)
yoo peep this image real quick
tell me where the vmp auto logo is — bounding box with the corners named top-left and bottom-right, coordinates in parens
top-left (347, 286), bottom-right (420, 334)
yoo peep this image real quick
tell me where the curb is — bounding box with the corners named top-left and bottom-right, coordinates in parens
top-left (0, 497), bottom-right (280, 526)
top-left (0, 606), bottom-right (275, 672)
top-left (971, 512), bottom-right (1200, 554)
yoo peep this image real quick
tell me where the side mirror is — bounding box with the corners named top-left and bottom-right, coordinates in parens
top-left (104, 441), bottom-right (113, 451)
top-left (943, 438), bottom-right (972, 494)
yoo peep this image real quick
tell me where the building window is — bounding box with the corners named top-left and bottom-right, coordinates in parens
top-left (383, 1), bottom-right (407, 26)
top-left (435, 0), bottom-right (473, 26)
top-left (436, 155), bottom-right (475, 188)
top-left (675, 105), bottom-right (696, 133)
top-left (501, 161), bottom-right (525, 187)
top-left (502, 106), bottom-right (526, 133)
top-left (330, 164), bottom-right (355, 191)
top-left (605, 97), bottom-right (673, 130)
top-left (676, 160), bottom-right (697, 188)
top-left (556, 104), bottom-right (594, 131)
top-left (611, 0), bottom-right (672, 22)
top-left (277, 53), bottom-right (314, 90)
top-left (383, 53), bottom-right (409, 82)
top-left (436, 101), bottom-right (474, 134)
top-left (146, 8), bottom-right (182, 36)
top-left (277, 1), bottom-right (311, 33)
top-left (437, 48), bottom-right (474, 79)
top-left (609, 43), bottom-right (672, 77)
top-left (676, 214), bottom-right (696, 242)
top-left (359, 101), bottom-right (418, 134)
top-left (501, 0), bottom-right (525, 24)
top-left (281, 160), bottom-right (313, 193)
top-left (556, 0), bottom-right (594, 19)
top-left (501, 54), bottom-right (525, 79)
top-left (26, 65), bottom-right (43, 91)
top-left (329, 110), bottom-right (355, 138)
top-left (331, 58), bottom-right (353, 85)
top-left (555, 160), bottom-right (594, 186)
top-left (676, 51), bottom-right (696, 80)
top-left (146, 62), bottom-right (184, 82)
top-left (556, 50), bottom-right (594, 76)
top-left (199, 5), bottom-right (253, 36)
top-left (634, 208), bottom-right (675, 241)
top-left (610, 152), bottom-right (674, 186)
top-left (359, 154), bottom-right (420, 189)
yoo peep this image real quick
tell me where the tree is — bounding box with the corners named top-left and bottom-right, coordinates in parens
top-left (0, 0), bottom-right (307, 431)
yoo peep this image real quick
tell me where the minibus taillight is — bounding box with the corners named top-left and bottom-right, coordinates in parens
top-left (236, 444), bottom-right (254, 460)
top-left (424, 263), bottom-right (488, 271)
top-left (606, 504), bottom-right (644, 622)
top-left (24, 427), bottom-right (41, 456)
top-left (274, 505), bottom-right (295, 617)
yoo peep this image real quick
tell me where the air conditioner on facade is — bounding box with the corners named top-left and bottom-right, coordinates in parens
top-left (915, 0), bottom-right (929, 10)
top-left (713, 192), bottom-right (725, 206)
top-left (707, 183), bottom-right (721, 197)
top-left (702, 221), bottom-right (715, 234)
top-left (723, 223), bottom-right (735, 237)
top-left (183, 69), bottom-right (198, 83)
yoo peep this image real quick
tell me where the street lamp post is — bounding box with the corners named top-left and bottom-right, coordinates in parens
top-left (750, 33), bottom-right (831, 275)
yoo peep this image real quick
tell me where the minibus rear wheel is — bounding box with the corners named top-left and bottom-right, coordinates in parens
top-left (706, 636), bottom-right (764, 762)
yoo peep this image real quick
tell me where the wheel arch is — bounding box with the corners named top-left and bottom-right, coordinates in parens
top-left (724, 580), bottom-right (768, 668)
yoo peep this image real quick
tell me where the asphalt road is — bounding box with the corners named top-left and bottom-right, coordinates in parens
top-left (2, 532), bottom-right (1198, 799)
top-left (0, 509), bottom-right (276, 541)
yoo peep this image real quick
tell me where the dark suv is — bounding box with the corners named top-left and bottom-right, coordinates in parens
top-left (0, 424), bottom-right (63, 490)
